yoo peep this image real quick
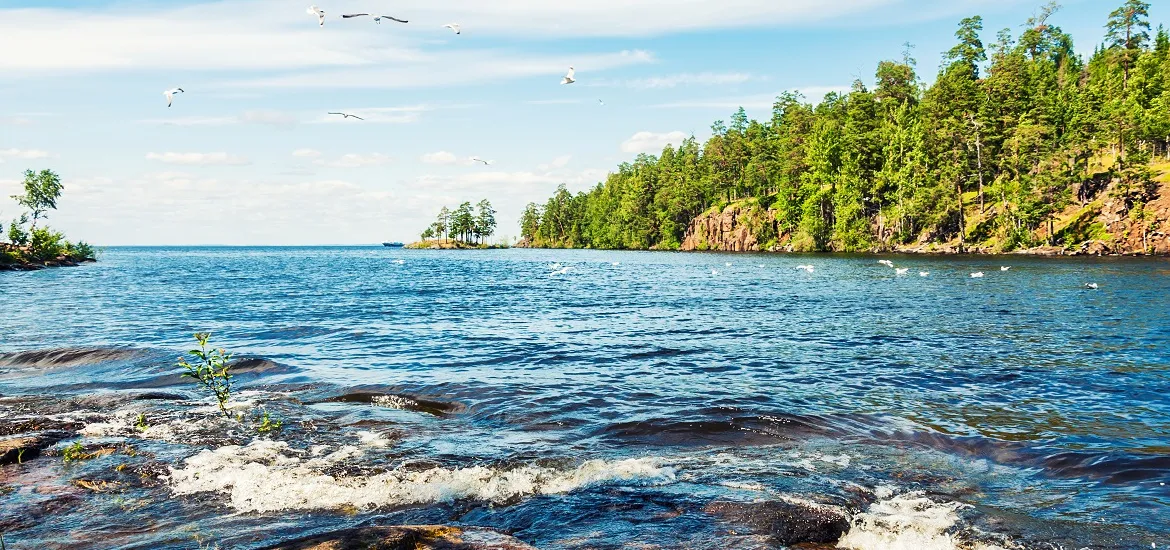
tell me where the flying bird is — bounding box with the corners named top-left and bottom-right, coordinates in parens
top-left (971, 272), bottom-right (985, 278)
top-left (374, 15), bottom-right (409, 24)
top-left (341, 13), bottom-right (369, 18)
top-left (307, 5), bottom-right (326, 26)
top-left (561, 66), bottom-right (576, 85)
top-left (328, 112), bottom-right (365, 120)
top-left (1001, 266), bottom-right (1011, 271)
top-left (470, 157), bottom-right (493, 166)
top-left (444, 23), bottom-right (461, 34)
top-left (895, 268), bottom-right (909, 276)
top-left (598, 99), bottom-right (605, 106)
top-left (878, 259), bottom-right (894, 267)
top-left (1084, 282), bottom-right (1099, 289)
top-left (163, 88), bottom-right (184, 107)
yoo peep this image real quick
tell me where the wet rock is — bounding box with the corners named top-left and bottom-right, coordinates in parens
top-left (0, 348), bottom-right (145, 369)
top-left (705, 499), bottom-right (850, 546)
top-left (0, 418), bottom-right (85, 437)
top-left (324, 392), bottom-right (465, 416)
top-left (259, 525), bottom-right (536, 550)
top-left (133, 391), bottom-right (187, 401)
top-left (230, 358), bottom-right (297, 375)
top-left (0, 431), bottom-right (71, 465)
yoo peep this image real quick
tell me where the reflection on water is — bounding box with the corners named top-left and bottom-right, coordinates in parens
top-left (0, 247), bottom-right (1167, 549)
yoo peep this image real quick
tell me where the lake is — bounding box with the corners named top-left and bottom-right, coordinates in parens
top-left (1, 247), bottom-right (1168, 549)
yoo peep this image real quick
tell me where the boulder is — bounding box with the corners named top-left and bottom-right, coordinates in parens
top-left (0, 431), bottom-right (71, 465)
top-left (259, 526), bottom-right (536, 550)
top-left (705, 499), bottom-right (850, 546)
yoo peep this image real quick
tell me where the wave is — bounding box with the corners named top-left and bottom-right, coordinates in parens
top-left (166, 440), bottom-right (676, 513)
top-left (837, 493), bottom-right (1008, 550)
top-left (323, 392), bottom-right (465, 416)
top-left (0, 347), bottom-right (145, 369)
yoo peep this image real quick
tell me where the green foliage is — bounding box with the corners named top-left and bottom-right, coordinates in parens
top-left (424, 200), bottom-right (497, 245)
top-left (522, 6), bottom-right (1170, 252)
top-left (27, 227), bottom-right (67, 261)
top-left (178, 333), bottom-right (235, 419)
top-left (7, 215), bottom-right (29, 247)
top-left (254, 411), bottom-right (283, 435)
top-left (61, 442), bottom-right (87, 462)
top-left (135, 413), bottom-right (149, 433)
top-left (12, 169), bottom-right (64, 230)
top-left (69, 241), bottom-right (97, 261)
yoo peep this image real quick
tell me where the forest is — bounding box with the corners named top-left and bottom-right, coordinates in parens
top-left (419, 199), bottom-right (499, 246)
top-left (520, 1), bottom-right (1170, 253)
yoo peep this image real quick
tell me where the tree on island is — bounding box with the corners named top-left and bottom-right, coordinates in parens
top-left (2, 168), bottom-right (95, 267)
top-left (420, 200), bottom-right (498, 247)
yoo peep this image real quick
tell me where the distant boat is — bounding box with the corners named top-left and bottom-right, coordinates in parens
top-left (382, 242), bottom-right (404, 248)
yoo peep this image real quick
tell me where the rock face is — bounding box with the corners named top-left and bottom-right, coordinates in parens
top-left (704, 499), bottom-right (851, 546)
top-left (681, 203), bottom-right (782, 252)
top-left (260, 526), bottom-right (537, 550)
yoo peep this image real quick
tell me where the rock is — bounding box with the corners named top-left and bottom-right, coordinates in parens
top-left (259, 525), bottom-right (537, 550)
top-left (681, 202), bottom-right (779, 252)
top-left (705, 499), bottom-right (851, 546)
top-left (0, 431), bottom-right (71, 465)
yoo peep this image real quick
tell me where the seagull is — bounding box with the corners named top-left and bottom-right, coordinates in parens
top-left (550, 266), bottom-right (571, 277)
top-left (561, 66), bottom-right (576, 85)
top-left (163, 88), bottom-right (184, 108)
top-left (711, 269), bottom-right (720, 276)
top-left (392, 259), bottom-right (405, 265)
top-left (328, 112), bottom-right (364, 120)
top-left (878, 259), bottom-right (894, 267)
top-left (470, 157), bottom-right (493, 166)
top-left (307, 5), bottom-right (326, 26)
top-left (374, 15), bottom-right (409, 24)
top-left (598, 99), bottom-right (605, 106)
top-left (443, 23), bottom-right (461, 34)
top-left (1001, 266), bottom-right (1011, 271)
top-left (549, 262), bottom-right (562, 270)
top-left (611, 262), bottom-right (620, 266)
top-left (919, 271), bottom-right (930, 277)
top-left (971, 272), bottom-right (985, 278)
top-left (1084, 282), bottom-right (1099, 289)
top-left (725, 262), bottom-right (732, 267)
top-left (796, 265), bottom-right (814, 273)
top-left (895, 268), bottom-right (909, 276)
top-left (341, 13), bottom-right (369, 18)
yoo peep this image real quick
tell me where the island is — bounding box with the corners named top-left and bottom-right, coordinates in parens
top-left (1, 169), bottom-right (96, 271)
top-left (407, 199), bottom-right (508, 249)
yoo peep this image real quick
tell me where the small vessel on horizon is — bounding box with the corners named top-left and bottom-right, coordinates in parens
top-left (382, 242), bottom-right (405, 248)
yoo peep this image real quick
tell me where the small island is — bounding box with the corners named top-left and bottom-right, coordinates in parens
top-left (407, 199), bottom-right (508, 249)
top-left (1, 169), bottom-right (96, 271)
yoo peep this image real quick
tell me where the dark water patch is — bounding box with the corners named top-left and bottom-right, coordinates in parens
top-left (0, 347), bottom-right (146, 369)
top-left (323, 392), bottom-right (466, 416)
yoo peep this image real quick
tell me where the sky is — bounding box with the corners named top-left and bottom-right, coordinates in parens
top-left (0, 0), bottom-right (1158, 245)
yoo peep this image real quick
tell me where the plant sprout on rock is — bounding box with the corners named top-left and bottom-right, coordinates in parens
top-left (178, 333), bottom-right (235, 419)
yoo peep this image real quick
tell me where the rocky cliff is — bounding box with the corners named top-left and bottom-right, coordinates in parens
top-left (680, 166), bottom-right (1170, 255)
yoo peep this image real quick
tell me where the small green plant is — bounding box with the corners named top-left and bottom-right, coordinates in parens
top-left (62, 442), bottom-right (87, 462)
top-left (134, 413), bottom-right (148, 433)
top-left (15, 448), bottom-right (24, 464)
top-left (178, 333), bottom-right (235, 419)
top-left (255, 411), bottom-right (283, 435)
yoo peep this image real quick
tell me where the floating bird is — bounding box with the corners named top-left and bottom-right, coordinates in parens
top-left (1001, 266), bottom-right (1011, 271)
top-left (561, 66), bottom-right (576, 85)
top-left (919, 271), bottom-right (930, 277)
top-left (895, 268), bottom-right (909, 276)
top-left (1085, 282), bottom-right (1099, 289)
top-left (878, 259), bottom-right (894, 267)
top-left (392, 259), bottom-right (405, 265)
top-left (328, 112), bottom-right (364, 120)
top-left (758, 264), bottom-right (766, 268)
top-left (971, 272), bottom-right (985, 278)
top-left (549, 262), bottom-right (562, 270)
top-left (470, 157), bottom-right (493, 166)
top-left (725, 262), bottom-right (732, 267)
top-left (711, 269), bottom-right (720, 276)
top-left (550, 266), bottom-right (571, 276)
top-left (163, 87), bottom-right (184, 108)
top-left (796, 265), bottom-right (814, 273)
top-left (612, 262), bottom-right (620, 266)
top-left (443, 23), bottom-right (461, 34)
top-left (307, 5), bottom-right (326, 26)
top-left (375, 15), bottom-right (408, 24)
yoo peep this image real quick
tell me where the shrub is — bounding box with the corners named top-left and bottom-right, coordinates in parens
top-left (28, 227), bottom-right (67, 261)
top-left (255, 411), bottom-right (283, 434)
top-left (61, 442), bottom-right (87, 462)
top-left (7, 218), bottom-right (29, 247)
top-left (178, 333), bottom-right (235, 419)
top-left (69, 241), bottom-right (97, 260)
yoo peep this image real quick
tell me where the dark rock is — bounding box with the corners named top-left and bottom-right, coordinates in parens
top-left (705, 499), bottom-right (850, 546)
top-left (323, 392), bottom-right (465, 416)
top-left (258, 525), bottom-right (536, 550)
top-left (0, 431), bottom-right (71, 465)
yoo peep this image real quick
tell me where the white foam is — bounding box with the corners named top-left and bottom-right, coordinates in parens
top-left (837, 492), bottom-right (1007, 550)
top-left (371, 395), bottom-right (418, 410)
top-left (354, 430), bottom-right (391, 448)
top-left (167, 440), bottom-right (676, 513)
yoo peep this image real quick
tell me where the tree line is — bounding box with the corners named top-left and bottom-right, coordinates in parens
top-left (421, 199), bottom-right (498, 245)
top-left (521, 1), bottom-right (1170, 252)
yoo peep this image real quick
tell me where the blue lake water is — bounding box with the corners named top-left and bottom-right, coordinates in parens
top-left (1, 247), bottom-right (1168, 549)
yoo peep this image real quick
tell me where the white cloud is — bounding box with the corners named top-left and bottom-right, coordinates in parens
top-left (652, 86), bottom-right (852, 110)
top-left (596, 72), bottom-right (754, 89)
top-left (145, 152), bottom-right (251, 166)
top-left (525, 99), bottom-right (583, 105)
top-left (620, 131), bottom-right (689, 154)
top-left (292, 149), bottom-right (322, 159)
top-left (0, 148), bottom-right (52, 159)
top-left (421, 151), bottom-right (458, 165)
top-left (140, 110), bottom-right (298, 127)
top-left (537, 155), bottom-right (573, 170)
top-left (315, 153), bottom-right (393, 168)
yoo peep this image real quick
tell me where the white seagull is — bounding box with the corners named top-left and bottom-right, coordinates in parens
top-left (895, 268), bottom-right (910, 276)
top-left (163, 88), bottom-right (184, 108)
top-left (470, 157), bottom-right (493, 166)
top-left (796, 265), bottom-right (815, 273)
top-left (711, 269), bottom-right (720, 276)
top-left (878, 259), bottom-right (894, 267)
top-left (598, 99), bottom-right (605, 106)
top-left (612, 262), bottom-right (620, 266)
top-left (550, 266), bottom-right (571, 277)
top-left (328, 112), bottom-right (364, 120)
top-left (374, 15), bottom-right (408, 24)
top-left (561, 66), bottom-right (576, 85)
top-left (1001, 266), bottom-right (1011, 271)
top-left (443, 23), bottom-right (461, 34)
top-left (1084, 282), bottom-right (1099, 289)
top-left (307, 5), bottom-right (326, 26)
top-left (919, 271), bottom-right (930, 277)
top-left (971, 272), bottom-right (985, 278)
top-left (725, 262), bottom-right (732, 267)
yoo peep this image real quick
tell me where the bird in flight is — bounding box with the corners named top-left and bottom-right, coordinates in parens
top-left (163, 88), bottom-right (184, 108)
top-left (328, 112), bottom-right (364, 120)
top-left (561, 67), bottom-right (576, 85)
top-left (307, 5), bottom-right (326, 26)
top-left (341, 13), bottom-right (408, 23)
top-left (598, 99), bottom-right (605, 106)
top-left (470, 157), bottom-right (493, 166)
top-left (444, 23), bottom-right (461, 34)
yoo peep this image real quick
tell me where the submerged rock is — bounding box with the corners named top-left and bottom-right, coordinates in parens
top-left (0, 431), bottom-right (71, 465)
top-left (705, 499), bottom-right (850, 546)
top-left (259, 525), bottom-right (536, 550)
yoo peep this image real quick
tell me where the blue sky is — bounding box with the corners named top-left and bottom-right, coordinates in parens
top-left (0, 0), bottom-right (1156, 245)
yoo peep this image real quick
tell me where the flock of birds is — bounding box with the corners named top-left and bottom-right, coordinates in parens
top-left (161, 5), bottom-right (584, 148)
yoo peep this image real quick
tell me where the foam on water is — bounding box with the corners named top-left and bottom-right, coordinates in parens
top-left (167, 440), bottom-right (676, 513)
top-left (370, 394), bottom-right (418, 410)
top-left (837, 492), bottom-right (1007, 550)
